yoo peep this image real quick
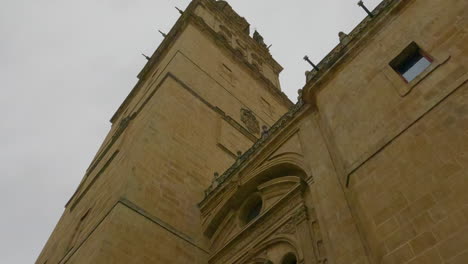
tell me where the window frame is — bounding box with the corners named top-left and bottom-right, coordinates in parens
top-left (389, 41), bottom-right (433, 83)
top-left (383, 41), bottom-right (451, 97)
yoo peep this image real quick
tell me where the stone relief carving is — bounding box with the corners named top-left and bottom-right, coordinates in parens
top-left (210, 191), bottom-right (304, 264)
top-left (241, 108), bottom-right (260, 135)
top-left (293, 205), bottom-right (308, 224)
top-left (277, 219), bottom-right (296, 235)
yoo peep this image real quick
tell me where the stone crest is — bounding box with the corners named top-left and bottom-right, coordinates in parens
top-left (241, 108), bottom-right (260, 135)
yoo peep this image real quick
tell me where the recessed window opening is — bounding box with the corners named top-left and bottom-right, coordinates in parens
top-left (282, 253), bottom-right (297, 264)
top-left (239, 194), bottom-right (263, 225)
top-left (246, 198), bottom-right (262, 223)
top-left (389, 42), bottom-right (432, 83)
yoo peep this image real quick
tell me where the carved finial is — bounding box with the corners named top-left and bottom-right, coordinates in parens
top-left (297, 89), bottom-right (303, 102)
top-left (253, 30), bottom-right (266, 47)
top-left (338, 31), bottom-right (348, 43)
top-left (261, 125), bottom-right (269, 138)
top-left (212, 180), bottom-right (219, 188)
top-left (158, 30), bottom-right (167, 38)
top-left (175, 6), bottom-right (184, 15)
top-left (141, 53), bottom-right (151, 60)
top-left (214, 172), bottom-right (219, 179)
top-left (236, 151), bottom-right (242, 157)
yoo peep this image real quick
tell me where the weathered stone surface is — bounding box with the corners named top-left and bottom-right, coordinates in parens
top-left (36, 0), bottom-right (468, 263)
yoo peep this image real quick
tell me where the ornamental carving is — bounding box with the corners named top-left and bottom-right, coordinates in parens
top-left (293, 205), bottom-right (308, 224)
top-left (210, 191), bottom-right (303, 264)
top-left (241, 108), bottom-right (260, 135)
top-left (277, 219), bottom-right (296, 235)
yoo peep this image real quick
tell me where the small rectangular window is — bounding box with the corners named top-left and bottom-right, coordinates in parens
top-left (389, 42), bottom-right (432, 83)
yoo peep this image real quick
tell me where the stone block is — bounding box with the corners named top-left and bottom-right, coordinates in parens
top-left (409, 232), bottom-right (437, 255)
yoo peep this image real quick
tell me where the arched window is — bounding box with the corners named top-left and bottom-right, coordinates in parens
top-left (281, 253), bottom-right (297, 264)
top-left (239, 194), bottom-right (263, 225)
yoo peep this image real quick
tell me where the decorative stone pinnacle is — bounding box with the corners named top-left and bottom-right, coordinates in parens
top-left (261, 125), bottom-right (269, 139)
top-left (297, 89), bottom-right (303, 102)
top-left (338, 32), bottom-right (348, 41)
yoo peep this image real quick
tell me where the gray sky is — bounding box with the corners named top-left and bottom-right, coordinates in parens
top-left (0, 0), bottom-right (381, 262)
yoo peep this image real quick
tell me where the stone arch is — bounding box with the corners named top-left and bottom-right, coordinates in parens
top-left (245, 152), bottom-right (308, 180)
top-left (245, 258), bottom-right (273, 264)
top-left (204, 161), bottom-right (310, 238)
top-left (242, 237), bottom-right (303, 264)
top-left (204, 157), bottom-right (325, 264)
top-left (281, 252), bottom-right (298, 264)
top-left (241, 158), bottom-right (310, 192)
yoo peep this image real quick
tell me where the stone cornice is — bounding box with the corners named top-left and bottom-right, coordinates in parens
top-left (303, 0), bottom-right (405, 103)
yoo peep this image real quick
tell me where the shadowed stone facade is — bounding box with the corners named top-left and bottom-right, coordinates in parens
top-left (36, 0), bottom-right (468, 263)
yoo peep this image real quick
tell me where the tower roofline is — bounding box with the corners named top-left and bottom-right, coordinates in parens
top-left (110, 0), bottom-right (292, 124)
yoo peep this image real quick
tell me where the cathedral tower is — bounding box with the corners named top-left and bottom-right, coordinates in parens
top-left (36, 0), bottom-right (291, 263)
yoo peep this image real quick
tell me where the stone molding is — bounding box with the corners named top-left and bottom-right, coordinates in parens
top-left (201, 100), bottom-right (306, 203)
top-left (208, 184), bottom-right (306, 264)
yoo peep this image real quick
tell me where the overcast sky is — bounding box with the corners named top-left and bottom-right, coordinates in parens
top-left (0, 0), bottom-right (382, 262)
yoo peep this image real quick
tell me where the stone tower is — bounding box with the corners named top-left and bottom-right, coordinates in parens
top-left (35, 0), bottom-right (292, 263)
